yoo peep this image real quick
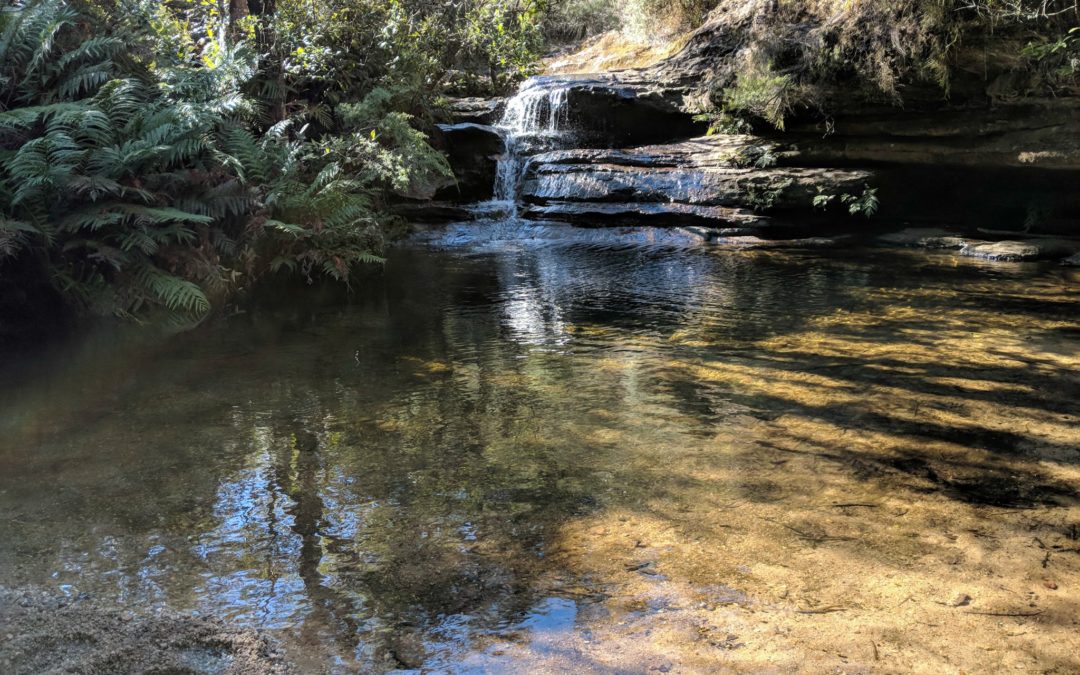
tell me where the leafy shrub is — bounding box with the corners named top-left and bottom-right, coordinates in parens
top-left (460, 0), bottom-right (546, 90)
top-left (620, 0), bottom-right (717, 41)
top-left (814, 187), bottom-right (880, 218)
top-left (542, 0), bottom-right (623, 44)
top-left (696, 0), bottom-right (1080, 128)
top-left (0, 0), bottom-right (449, 325)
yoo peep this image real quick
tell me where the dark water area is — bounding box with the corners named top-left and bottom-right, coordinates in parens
top-left (2, 222), bottom-right (1079, 672)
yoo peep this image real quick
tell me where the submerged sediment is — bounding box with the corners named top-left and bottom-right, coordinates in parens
top-left (2, 236), bottom-right (1078, 672)
top-left (0, 588), bottom-right (289, 674)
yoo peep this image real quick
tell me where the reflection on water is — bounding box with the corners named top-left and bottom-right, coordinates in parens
top-left (2, 223), bottom-right (1080, 672)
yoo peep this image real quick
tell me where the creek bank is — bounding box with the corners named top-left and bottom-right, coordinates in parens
top-left (434, 72), bottom-right (1080, 237)
top-left (0, 587), bottom-right (289, 674)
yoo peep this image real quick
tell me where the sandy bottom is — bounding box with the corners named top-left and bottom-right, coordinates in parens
top-left (2, 246), bottom-right (1078, 673)
top-left (0, 588), bottom-right (289, 674)
top-left (434, 279), bottom-right (1080, 673)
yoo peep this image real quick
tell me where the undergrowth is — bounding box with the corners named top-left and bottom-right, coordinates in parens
top-left (0, 0), bottom-right (450, 327)
top-left (694, 0), bottom-right (1080, 128)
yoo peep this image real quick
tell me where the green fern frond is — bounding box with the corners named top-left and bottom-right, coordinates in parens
top-left (115, 205), bottom-right (214, 225)
top-left (0, 101), bottom-right (86, 129)
top-left (58, 206), bottom-right (124, 232)
top-left (56, 35), bottom-right (123, 69)
top-left (55, 63), bottom-right (113, 100)
top-left (134, 264), bottom-right (210, 315)
top-left (266, 219), bottom-right (307, 237)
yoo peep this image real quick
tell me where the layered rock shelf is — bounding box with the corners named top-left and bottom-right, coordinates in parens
top-left (427, 10), bottom-right (1080, 247)
top-left (520, 137), bottom-right (873, 227)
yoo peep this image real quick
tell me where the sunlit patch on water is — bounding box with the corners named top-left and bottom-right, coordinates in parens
top-left (1, 224), bottom-right (1079, 672)
top-left (409, 219), bottom-right (708, 252)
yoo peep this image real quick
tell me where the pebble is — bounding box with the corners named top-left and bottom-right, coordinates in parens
top-left (950, 594), bottom-right (972, 607)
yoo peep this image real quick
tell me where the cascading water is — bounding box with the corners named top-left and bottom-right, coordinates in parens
top-left (482, 80), bottom-right (571, 217)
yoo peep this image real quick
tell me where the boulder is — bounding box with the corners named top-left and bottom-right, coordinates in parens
top-left (393, 201), bottom-right (475, 223)
top-left (432, 123), bottom-right (504, 202)
top-left (512, 75), bottom-right (706, 148)
top-left (445, 97), bottom-right (502, 125)
top-left (784, 99), bottom-right (1080, 171)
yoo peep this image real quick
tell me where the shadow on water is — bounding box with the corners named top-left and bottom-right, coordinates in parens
top-left (1, 224), bottom-right (1079, 671)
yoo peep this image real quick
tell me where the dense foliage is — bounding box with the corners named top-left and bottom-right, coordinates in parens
top-left (0, 0), bottom-right (547, 328)
top-left (698, 0), bottom-right (1080, 128)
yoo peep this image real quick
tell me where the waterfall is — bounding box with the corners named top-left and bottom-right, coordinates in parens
top-left (484, 80), bottom-right (571, 215)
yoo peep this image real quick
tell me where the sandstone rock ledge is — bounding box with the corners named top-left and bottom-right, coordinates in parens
top-left (879, 228), bottom-right (1080, 262)
top-left (521, 136), bottom-right (873, 228)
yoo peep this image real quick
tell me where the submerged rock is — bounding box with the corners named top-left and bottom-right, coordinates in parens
top-left (960, 238), bottom-right (1079, 262)
top-left (520, 201), bottom-right (769, 227)
top-left (878, 228), bottom-right (968, 249)
top-left (710, 235), bottom-right (854, 248)
top-left (0, 587), bottom-right (289, 674)
top-left (879, 228), bottom-right (1080, 262)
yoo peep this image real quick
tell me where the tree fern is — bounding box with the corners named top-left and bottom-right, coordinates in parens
top-left (133, 264), bottom-right (210, 315)
top-left (2, 0), bottom-right (454, 326)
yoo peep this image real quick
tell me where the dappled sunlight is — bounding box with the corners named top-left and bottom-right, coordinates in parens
top-left (543, 30), bottom-right (689, 75)
top-left (526, 266), bottom-right (1080, 671)
top-left (2, 239), bottom-right (1078, 671)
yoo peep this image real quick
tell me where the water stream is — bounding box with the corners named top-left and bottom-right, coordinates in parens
top-left (486, 80), bottom-right (571, 215)
top-left (2, 225), bottom-right (1079, 672)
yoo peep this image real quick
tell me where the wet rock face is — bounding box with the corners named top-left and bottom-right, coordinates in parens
top-left (520, 136), bottom-right (872, 227)
top-left (433, 123), bottom-right (505, 202)
top-left (553, 77), bottom-right (707, 146)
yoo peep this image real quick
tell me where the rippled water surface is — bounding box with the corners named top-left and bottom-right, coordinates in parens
top-left (3, 223), bottom-right (1080, 672)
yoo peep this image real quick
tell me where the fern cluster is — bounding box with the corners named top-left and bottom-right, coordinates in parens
top-left (0, 0), bottom-right (449, 327)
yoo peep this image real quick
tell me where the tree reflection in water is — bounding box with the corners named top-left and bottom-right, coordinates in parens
top-left (1, 225), bottom-right (1079, 672)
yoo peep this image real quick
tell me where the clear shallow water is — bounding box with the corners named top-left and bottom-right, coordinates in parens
top-left (2, 223), bottom-right (1080, 672)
